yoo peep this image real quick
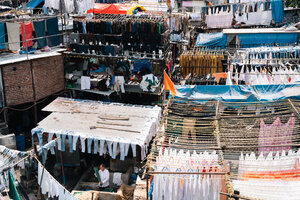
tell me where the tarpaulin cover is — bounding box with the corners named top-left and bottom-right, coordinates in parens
top-left (196, 32), bottom-right (227, 48)
top-left (237, 33), bottom-right (299, 48)
top-left (87, 3), bottom-right (145, 14)
top-left (26, 0), bottom-right (44, 9)
top-left (0, 23), bottom-right (5, 50)
top-left (271, 0), bottom-right (284, 23)
top-left (171, 84), bottom-right (300, 102)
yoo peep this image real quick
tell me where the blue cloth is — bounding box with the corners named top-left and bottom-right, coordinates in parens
top-left (82, 22), bottom-right (87, 34)
top-left (131, 144), bottom-right (136, 157)
top-left (80, 136), bottom-right (86, 152)
top-left (112, 142), bottom-right (118, 159)
top-left (0, 23), bottom-right (5, 50)
top-left (105, 46), bottom-right (114, 55)
top-left (105, 22), bottom-right (112, 34)
top-left (60, 134), bottom-right (66, 151)
top-left (148, 177), bottom-right (154, 200)
top-left (33, 20), bottom-right (47, 48)
top-left (72, 135), bottom-right (79, 151)
top-left (38, 140), bottom-right (56, 164)
top-left (99, 140), bottom-right (105, 156)
top-left (31, 127), bottom-right (43, 148)
top-left (67, 134), bottom-right (73, 152)
top-left (133, 60), bottom-right (152, 73)
top-left (106, 141), bottom-right (113, 156)
top-left (87, 138), bottom-right (93, 153)
top-left (93, 138), bottom-right (98, 154)
top-left (238, 33), bottom-right (299, 48)
top-left (21, 0), bottom-right (44, 9)
top-left (171, 84), bottom-right (300, 104)
top-left (46, 17), bottom-right (61, 47)
top-left (90, 64), bottom-right (107, 73)
top-left (196, 32), bottom-right (227, 48)
top-left (42, 6), bottom-right (49, 14)
top-left (271, 0), bottom-right (284, 23)
top-left (119, 143), bottom-right (125, 160)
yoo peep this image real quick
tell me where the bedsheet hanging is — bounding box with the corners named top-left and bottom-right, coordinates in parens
top-left (153, 148), bottom-right (223, 200)
top-left (258, 114), bottom-right (295, 156)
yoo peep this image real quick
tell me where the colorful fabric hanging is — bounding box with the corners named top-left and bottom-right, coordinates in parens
top-left (8, 171), bottom-right (21, 200)
top-left (20, 22), bottom-right (33, 48)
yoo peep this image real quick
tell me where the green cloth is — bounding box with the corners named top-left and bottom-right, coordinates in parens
top-left (93, 167), bottom-right (101, 182)
top-left (8, 171), bottom-right (21, 200)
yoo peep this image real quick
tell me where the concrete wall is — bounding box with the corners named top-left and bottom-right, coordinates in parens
top-left (1, 55), bottom-right (64, 106)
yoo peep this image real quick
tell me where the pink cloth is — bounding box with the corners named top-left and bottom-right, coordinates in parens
top-left (259, 114), bottom-right (295, 156)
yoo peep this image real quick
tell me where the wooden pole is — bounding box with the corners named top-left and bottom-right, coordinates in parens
top-left (59, 151), bottom-right (66, 185)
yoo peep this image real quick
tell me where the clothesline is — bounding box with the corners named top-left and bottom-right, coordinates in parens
top-left (34, 156), bottom-right (78, 200)
top-left (0, 15), bottom-right (64, 23)
top-left (0, 33), bottom-right (64, 46)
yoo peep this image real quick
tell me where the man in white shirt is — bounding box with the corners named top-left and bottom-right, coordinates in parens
top-left (98, 164), bottom-right (110, 191)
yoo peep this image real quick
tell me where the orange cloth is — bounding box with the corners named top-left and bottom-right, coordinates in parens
top-left (180, 178), bottom-right (184, 188)
top-left (164, 70), bottom-right (176, 98)
top-left (212, 73), bottom-right (227, 84)
top-left (242, 169), bottom-right (300, 180)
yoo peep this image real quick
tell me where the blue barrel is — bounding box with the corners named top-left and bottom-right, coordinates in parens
top-left (16, 135), bottom-right (25, 151)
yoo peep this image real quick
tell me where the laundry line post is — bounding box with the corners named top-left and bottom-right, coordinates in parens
top-left (214, 101), bottom-right (234, 200)
top-left (146, 174), bottom-right (149, 200)
top-left (21, 21), bottom-right (29, 61)
top-left (37, 157), bottom-right (46, 197)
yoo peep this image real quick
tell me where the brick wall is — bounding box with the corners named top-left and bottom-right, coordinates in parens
top-left (2, 55), bottom-right (65, 106)
top-left (32, 55), bottom-right (65, 100)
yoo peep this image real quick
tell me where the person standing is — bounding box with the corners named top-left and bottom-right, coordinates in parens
top-left (98, 163), bottom-right (110, 191)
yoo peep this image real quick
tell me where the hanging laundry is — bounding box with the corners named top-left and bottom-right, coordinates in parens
top-left (6, 23), bottom-right (20, 51)
top-left (205, 5), bottom-right (233, 28)
top-left (20, 22), bottom-right (33, 48)
top-left (153, 149), bottom-right (222, 200)
top-left (179, 50), bottom-right (224, 77)
top-left (46, 17), bottom-right (61, 47)
top-left (33, 20), bottom-right (47, 48)
top-left (258, 114), bottom-right (295, 156)
top-left (8, 171), bottom-right (20, 200)
top-left (271, 0), bottom-right (284, 23)
top-left (0, 23), bottom-right (5, 50)
top-left (37, 161), bottom-right (78, 199)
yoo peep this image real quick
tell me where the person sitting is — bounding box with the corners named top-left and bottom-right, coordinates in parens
top-left (98, 163), bottom-right (110, 191)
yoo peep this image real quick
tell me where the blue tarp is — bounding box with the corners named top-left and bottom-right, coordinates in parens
top-left (196, 32), bottom-right (228, 48)
top-left (19, 0), bottom-right (44, 9)
top-left (170, 84), bottom-right (300, 102)
top-left (237, 33), bottom-right (299, 48)
top-left (271, 0), bottom-right (284, 23)
top-left (0, 23), bottom-right (5, 50)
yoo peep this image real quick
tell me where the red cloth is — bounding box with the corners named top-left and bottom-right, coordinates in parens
top-left (20, 22), bottom-right (33, 48)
